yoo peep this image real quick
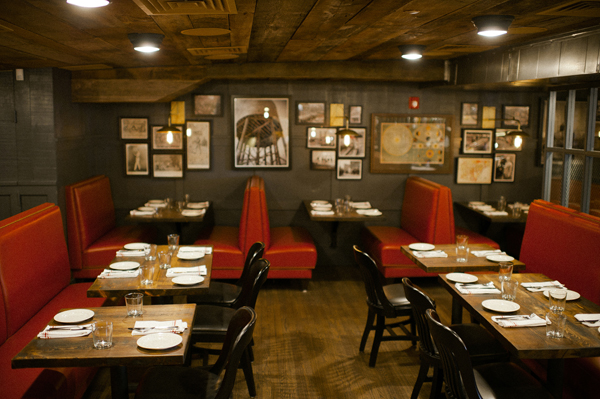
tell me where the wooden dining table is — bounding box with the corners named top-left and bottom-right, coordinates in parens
top-left (439, 273), bottom-right (600, 399)
top-left (87, 245), bottom-right (212, 299)
top-left (454, 201), bottom-right (528, 235)
top-left (12, 304), bottom-right (196, 399)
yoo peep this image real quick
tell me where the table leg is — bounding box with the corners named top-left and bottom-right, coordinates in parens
top-left (546, 358), bottom-right (564, 399)
top-left (451, 297), bottom-right (463, 324)
top-left (330, 221), bottom-right (340, 248)
top-left (110, 365), bottom-right (129, 399)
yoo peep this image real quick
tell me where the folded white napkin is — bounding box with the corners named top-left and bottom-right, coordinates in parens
top-left (38, 324), bottom-right (93, 339)
top-left (492, 314), bottom-right (546, 328)
top-left (412, 250), bottom-right (448, 258)
top-left (472, 205), bottom-right (495, 211)
top-left (521, 281), bottom-right (564, 292)
top-left (471, 249), bottom-right (505, 257)
top-left (312, 204), bottom-right (332, 210)
top-left (178, 246), bottom-right (206, 254)
top-left (456, 282), bottom-right (501, 295)
top-left (145, 202), bottom-right (167, 208)
top-left (98, 269), bottom-right (141, 279)
top-left (311, 210), bottom-right (335, 216)
top-left (181, 209), bottom-right (205, 217)
top-left (483, 211), bottom-right (509, 216)
top-left (132, 320), bottom-right (188, 335)
top-left (130, 210), bottom-right (156, 216)
top-left (356, 209), bottom-right (382, 216)
top-left (350, 201), bottom-right (371, 209)
top-left (186, 201), bottom-right (209, 209)
top-left (166, 266), bottom-right (207, 277)
top-left (575, 314), bottom-right (600, 327)
top-left (116, 250), bottom-right (145, 257)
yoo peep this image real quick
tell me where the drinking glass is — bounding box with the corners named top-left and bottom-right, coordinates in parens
top-left (167, 234), bottom-right (179, 253)
top-left (501, 279), bottom-right (519, 301)
top-left (344, 195), bottom-right (352, 214)
top-left (125, 292), bottom-right (143, 316)
top-left (184, 194), bottom-right (190, 204)
top-left (335, 198), bottom-right (343, 215)
top-left (497, 196), bottom-right (506, 212)
top-left (92, 320), bottom-right (113, 349)
top-left (140, 263), bottom-right (155, 285)
top-left (498, 261), bottom-right (513, 282)
top-left (144, 244), bottom-right (157, 261)
top-left (546, 312), bottom-right (567, 338)
top-left (549, 289), bottom-right (567, 313)
top-left (511, 203), bottom-right (522, 218)
top-left (455, 235), bottom-right (469, 262)
top-left (158, 251), bottom-right (172, 269)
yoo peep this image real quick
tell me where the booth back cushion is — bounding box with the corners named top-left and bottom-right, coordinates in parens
top-left (239, 176), bottom-right (270, 252)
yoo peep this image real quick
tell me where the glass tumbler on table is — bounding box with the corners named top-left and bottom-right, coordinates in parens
top-left (497, 196), bottom-right (506, 212)
top-left (501, 279), bottom-right (519, 301)
top-left (498, 261), bottom-right (513, 282)
top-left (455, 234), bottom-right (469, 262)
top-left (167, 234), bottom-right (179, 253)
top-left (92, 320), bottom-right (113, 349)
top-left (125, 292), bottom-right (143, 316)
top-left (158, 251), bottom-right (172, 269)
top-left (549, 289), bottom-right (567, 313)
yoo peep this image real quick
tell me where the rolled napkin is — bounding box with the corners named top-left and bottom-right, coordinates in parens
top-left (350, 201), bottom-right (371, 209)
top-left (98, 269), bottom-right (141, 279)
top-left (186, 201), bottom-right (209, 209)
top-left (311, 210), bottom-right (335, 216)
top-left (130, 210), bottom-right (156, 216)
top-left (116, 249), bottom-right (145, 257)
top-left (38, 324), bottom-right (93, 339)
top-left (412, 250), bottom-right (448, 258)
top-left (492, 314), bottom-right (546, 328)
top-left (356, 209), bottom-right (382, 216)
top-left (166, 266), bottom-right (207, 277)
top-left (181, 209), bottom-right (205, 217)
top-left (471, 249), bottom-right (505, 257)
top-left (456, 282), bottom-right (501, 295)
top-left (132, 319), bottom-right (187, 336)
top-left (483, 211), bottom-right (509, 216)
top-left (575, 314), bottom-right (600, 327)
top-left (521, 281), bottom-right (564, 292)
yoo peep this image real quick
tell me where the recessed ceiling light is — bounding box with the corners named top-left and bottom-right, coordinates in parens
top-left (128, 33), bottom-right (164, 53)
top-left (181, 28), bottom-right (231, 36)
top-left (398, 45), bottom-right (426, 60)
top-left (472, 15), bottom-right (515, 37)
top-left (405, 10), bottom-right (420, 15)
top-left (67, 0), bottom-right (110, 7)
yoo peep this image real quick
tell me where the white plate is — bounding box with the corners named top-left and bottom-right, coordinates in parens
top-left (446, 273), bottom-right (478, 283)
top-left (124, 243), bottom-right (150, 250)
top-left (543, 290), bottom-right (580, 301)
top-left (137, 206), bottom-right (155, 212)
top-left (469, 201), bottom-right (485, 205)
top-left (147, 200), bottom-right (165, 204)
top-left (181, 210), bottom-right (204, 217)
top-left (177, 252), bottom-right (204, 260)
top-left (172, 275), bottom-right (204, 285)
top-left (54, 309), bottom-right (95, 324)
top-left (110, 261), bottom-right (140, 270)
top-left (137, 333), bottom-right (183, 350)
top-left (357, 209), bottom-right (382, 216)
top-left (187, 202), bottom-right (208, 209)
top-left (409, 243), bottom-right (435, 251)
top-left (486, 254), bottom-right (515, 262)
top-left (482, 299), bottom-right (521, 313)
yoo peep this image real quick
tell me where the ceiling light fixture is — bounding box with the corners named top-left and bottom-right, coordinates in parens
top-left (472, 15), bottom-right (515, 37)
top-left (66, 0), bottom-right (110, 7)
top-left (398, 45), bottom-right (426, 60)
top-left (128, 33), bottom-right (164, 53)
top-left (335, 116), bottom-right (359, 146)
top-left (491, 118), bottom-right (529, 149)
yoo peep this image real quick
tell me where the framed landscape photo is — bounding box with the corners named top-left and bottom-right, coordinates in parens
top-left (186, 121), bottom-right (210, 170)
top-left (461, 103), bottom-right (479, 126)
top-left (456, 157), bottom-right (493, 184)
top-left (120, 117), bottom-right (148, 139)
top-left (125, 143), bottom-right (149, 176)
top-left (494, 153), bottom-right (516, 182)
top-left (153, 154), bottom-right (183, 178)
top-left (462, 129), bottom-right (492, 154)
top-left (349, 105), bottom-right (362, 124)
top-left (311, 150), bottom-right (336, 170)
top-left (233, 97), bottom-right (290, 168)
top-left (307, 127), bottom-right (336, 149)
top-left (495, 128), bottom-right (522, 151)
top-left (337, 159), bottom-right (362, 180)
top-left (337, 127), bottom-right (366, 158)
top-left (296, 102), bottom-right (326, 125)
top-left (502, 105), bottom-right (530, 128)
top-left (152, 126), bottom-right (183, 150)
top-left (194, 95), bottom-right (222, 116)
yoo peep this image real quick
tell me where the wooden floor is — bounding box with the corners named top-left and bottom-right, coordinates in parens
top-left (82, 263), bottom-right (458, 399)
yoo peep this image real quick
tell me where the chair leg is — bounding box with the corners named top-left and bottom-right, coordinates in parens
top-left (430, 366), bottom-right (443, 399)
top-left (411, 361), bottom-right (430, 399)
top-left (241, 347), bottom-right (257, 397)
top-left (410, 317), bottom-right (417, 346)
top-left (369, 313), bottom-right (385, 367)
top-left (360, 308), bottom-right (375, 352)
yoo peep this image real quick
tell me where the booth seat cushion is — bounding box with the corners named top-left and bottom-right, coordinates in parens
top-left (195, 226), bottom-right (245, 279)
top-left (264, 227), bottom-right (317, 269)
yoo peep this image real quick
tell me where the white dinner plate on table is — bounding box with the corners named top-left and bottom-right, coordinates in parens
top-left (469, 201), bottom-right (485, 205)
top-left (181, 210), bottom-right (204, 217)
top-left (110, 261), bottom-right (140, 270)
top-left (172, 276), bottom-right (204, 285)
top-left (147, 200), bottom-right (165, 204)
top-left (124, 243), bottom-right (150, 250)
top-left (137, 207), bottom-right (155, 212)
top-left (482, 299), bottom-right (520, 313)
top-left (137, 333), bottom-right (182, 350)
top-left (311, 200), bottom-right (330, 205)
top-left (54, 309), bottom-right (95, 324)
top-left (187, 202), bottom-right (208, 209)
top-left (177, 252), bottom-right (204, 260)
top-left (486, 254), bottom-right (514, 262)
top-left (446, 273), bottom-right (478, 283)
top-left (409, 243), bottom-right (435, 251)
top-left (356, 209), bottom-right (382, 216)
top-left (543, 290), bottom-right (580, 301)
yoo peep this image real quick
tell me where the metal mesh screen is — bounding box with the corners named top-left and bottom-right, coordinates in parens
top-left (566, 155), bottom-right (585, 210)
top-left (549, 153), bottom-right (563, 204)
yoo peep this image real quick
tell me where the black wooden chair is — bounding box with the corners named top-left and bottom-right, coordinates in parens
top-left (402, 278), bottom-right (509, 399)
top-left (353, 245), bottom-right (416, 367)
top-left (187, 241), bottom-right (265, 307)
top-left (135, 306), bottom-right (256, 399)
top-left (425, 309), bottom-right (553, 399)
top-left (191, 258), bottom-right (270, 397)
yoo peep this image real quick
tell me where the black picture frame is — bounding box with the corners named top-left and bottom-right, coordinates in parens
top-left (337, 159), bottom-right (362, 180)
top-left (125, 143), bottom-right (149, 176)
top-left (296, 102), bottom-right (326, 125)
top-left (456, 157), bottom-right (493, 184)
top-left (194, 95), bottom-right (222, 116)
top-left (310, 150), bottom-right (336, 170)
top-left (462, 129), bottom-right (493, 154)
top-left (307, 127), bottom-right (337, 149)
top-left (152, 125), bottom-right (184, 150)
top-left (337, 127), bottom-right (366, 158)
top-left (494, 153), bottom-right (516, 182)
top-left (186, 121), bottom-right (211, 170)
top-left (502, 105), bottom-right (530, 128)
top-left (349, 105), bottom-right (362, 124)
top-left (120, 117), bottom-right (148, 140)
top-left (461, 103), bottom-right (479, 126)
top-left (152, 154), bottom-right (184, 178)
top-left (495, 128), bottom-right (523, 152)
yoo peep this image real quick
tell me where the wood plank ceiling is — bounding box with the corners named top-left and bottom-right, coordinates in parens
top-left (1, 0), bottom-right (599, 101)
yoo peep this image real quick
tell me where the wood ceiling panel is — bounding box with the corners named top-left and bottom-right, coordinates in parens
top-left (229, 0), bottom-right (256, 50)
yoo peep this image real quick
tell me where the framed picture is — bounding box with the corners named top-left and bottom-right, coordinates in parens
top-left (186, 121), bottom-right (210, 169)
top-left (330, 103), bottom-right (345, 126)
top-left (337, 159), bottom-right (362, 180)
top-left (233, 97), bottom-right (290, 168)
top-left (194, 95), bottom-right (222, 116)
top-left (125, 143), bottom-right (149, 176)
top-left (307, 127), bottom-right (337, 149)
top-left (461, 103), bottom-right (479, 126)
top-left (462, 129), bottom-right (493, 154)
top-left (502, 105), bottom-right (530, 128)
top-left (481, 106), bottom-right (496, 128)
top-left (370, 113), bottom-right (453, 174)
top-left (349, 105), bottom-right (362, 124)
top-left (337, 127), bottom-right (366, 158)
top-left (494, 153), bottom-right (516, 182)
top-left (153, 154), bottom-right (183, 178)
top-left (152, 126), bottom-right (183, 150)
top-left (296, 102), bottom-right (325, 125)
top-left (120, 117), bottom-right (148, 139)
top-left (311, 150), bottom-right (336, 170)
top-left (456, 157), bottom-right (493, 184)
top-left (495, 128), bottom-right (522, 152)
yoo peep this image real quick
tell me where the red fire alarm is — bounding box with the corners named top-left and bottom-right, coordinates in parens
top-left (409, 97), bottom-right (420, 109)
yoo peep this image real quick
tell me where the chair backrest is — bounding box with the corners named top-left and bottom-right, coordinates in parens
top-left (236, 241), bottom-right (266, 287)
top-left (232, 258), bottom-right (270, 309)
top-left (402, 277), bottom-right (437, 357)
top-left (353, 246), bottom-right (395, 315)
top-left (210, 306), bottom-right (257, 399)
top-left (426, 309), bottom-right (480, 399)
top-left (238, 176), bottom-right (271, 253)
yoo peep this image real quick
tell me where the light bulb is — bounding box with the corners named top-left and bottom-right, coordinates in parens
top-left (514, 135), bottom-right (523, 148)
top-left (310, 127), bottom-right (316, 138)
top-left (186, 128), bottom-right (192, 137)
top-left (344, 135), bottom-right (351, 146)
top-left (325, 136), bottom-right (332, 144)
top-left (263, 107), bottom-right (270, 119)
top-left (67, 0), bottom-right (109, 7)
top-left (478, 29), bottom-right (507, 37)
top-left (166, 131), bottom-right (173, 144)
